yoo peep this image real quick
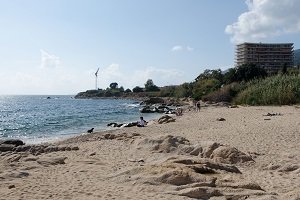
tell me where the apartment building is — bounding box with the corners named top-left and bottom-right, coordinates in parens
top-left (236, 42), bottom-right (294, 74)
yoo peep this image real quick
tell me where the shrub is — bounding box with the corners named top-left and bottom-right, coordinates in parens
top-left (202, 82), bottom-right (243, 103)
top-left (192, 78), bottom-right (222, 100)
top-left (132, 86), bottom-right (144, 93)
top-left (159, 86), bottom-right (176, 97)
top-left (234, 75), bottom-right (300, 105)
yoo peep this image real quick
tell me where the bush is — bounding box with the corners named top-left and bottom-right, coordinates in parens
top-left (159, 86), bottom-right (176, 97)
top-left (234, 75), bottom-right (300, 105)
top-left (192, 78), bottom-right (222, 100)
top-left (132, 86), bottom-right (144, 93)
top-left (202, 82), bottom-right (243, 103)
top-left (158, 83), bottom-right (192, 98)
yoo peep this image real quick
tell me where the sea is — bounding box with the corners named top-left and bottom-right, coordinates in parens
top-left (0, 95), bottom-right (161, 144)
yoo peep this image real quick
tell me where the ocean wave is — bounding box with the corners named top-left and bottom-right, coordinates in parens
top-left (122, 103), bottom-right (140, 108)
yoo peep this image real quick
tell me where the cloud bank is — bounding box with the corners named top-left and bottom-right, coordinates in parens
top-left (225, 0), bottom-right (300, 43)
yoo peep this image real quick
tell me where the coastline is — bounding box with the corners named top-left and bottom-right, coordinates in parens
top-left (1, 105), bottom-right (299, 199)
top-left (0, 96), bottom-right (167, 144)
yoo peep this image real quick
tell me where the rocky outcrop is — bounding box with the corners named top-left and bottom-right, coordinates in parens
top-left (139, 97), bottom-right (187, 114)
top-left (135, 135), bottom-right (254, 164)
top-left (0, 141), bottom-right (79, 155)
top-left (136, 135), bottom-right (190, 153)
top-left (37, 156), bottom-right (67, 166)
top-left (0, 144), bottom-right (16, 152)
top-left (103, 132), bottom-right (141, 140)
top-left (109, 155), bottom-right (271, 199)
top-left (142, 97), bottom-right (165, 105)
top-left (158, 115), bottom-right (176, 124)
top-left (105, 135), bottom-right (272, 199)
top-left (139, 105), bottom-right (174, 114)
top-left (210, 145), bottom-right (254, 164)
top-left (107, 122), bottom-right (138, 128)
top-left (0, 139), bottom-right (26, 152)
top-left (0, 139), bottom-right (25, 146)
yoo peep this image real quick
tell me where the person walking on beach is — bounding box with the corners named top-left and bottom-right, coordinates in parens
top-left (196, 101), bottom-right (201, 112)
top-left (176, 107), bottom-right (183, 116)
top-left (137, 116), bottom-right (147, 127)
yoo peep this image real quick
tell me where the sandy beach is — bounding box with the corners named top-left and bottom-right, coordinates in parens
top-left (0, 105), bottom-right (299, 200)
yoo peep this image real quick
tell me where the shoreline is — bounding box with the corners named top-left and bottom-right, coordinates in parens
top-left (22, 111), bottom-right (164, 145)
top-left (1, 105), bottom-right (299, 199)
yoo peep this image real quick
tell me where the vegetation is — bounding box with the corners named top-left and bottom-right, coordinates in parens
top-left (75, 65), bottom-right (300, 105)
top-left (109, 82), bottom-right (118, 89)
top-left (202, 82), bottom-right (244, 103)
top-left (132, 86), bottom-right (143, 93)
top-left (235, 75), bottom-right (300, 105)
top-left (144, 79), bottom-right (160, 92)
top-left (192, 78), bottom-right (221, 100)
top-left (234, 64), bottom-right (267, 82)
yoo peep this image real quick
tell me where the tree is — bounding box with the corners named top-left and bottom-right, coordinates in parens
top-left (195, 69), bottom-right (223, 83)
top-left (132, 86), bottom-right (143, 93)
top-left (145, 79), bottom-right (160, 92)
top-left (109, 82), bottom-right (118, 89)
top-left (125, 88), bottom-right (132, 93)
top-left (235, 64), bottom-right (267, 82)
top-left (174, 82), bottom-right (193, 98)
top-left (119, 86), bottom-right (124, 92)
top-left (223, 68), bottom-right (237, 84)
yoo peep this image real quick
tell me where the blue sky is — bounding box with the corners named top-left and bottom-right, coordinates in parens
top-left (0, 0), bottom-right (299, 95)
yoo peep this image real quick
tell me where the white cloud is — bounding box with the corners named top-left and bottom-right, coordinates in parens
top-left (40, 49), bottom-right (61, 68)
top-left (225, 0), bottom-right (300, 43)
top-left (171, 45), bottom-right (183, 51)
top-left (171, 45), bottom-right (194, 52)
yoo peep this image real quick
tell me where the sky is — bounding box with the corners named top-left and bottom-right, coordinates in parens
top-left (0, 0), bottom-right (299, 95)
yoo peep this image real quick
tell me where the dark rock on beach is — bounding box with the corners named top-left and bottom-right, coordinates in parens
top-left (0, 139), bottom-right (25, 146)
top-left (107, 121), bottom-right (138, 128)
top-left (0, 141), bottom-right (79, 155)
top-left (158, 115), bottom-right (176, 124)
top-left (0, 144), bottom-right (16, 152)
top-left (0, 139), bottom-right (26, 152)
top-left (142, 97), bottom-right (165, 105)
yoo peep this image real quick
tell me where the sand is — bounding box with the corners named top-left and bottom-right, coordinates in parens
top-left (0, 105), bottom-right (299, 200)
